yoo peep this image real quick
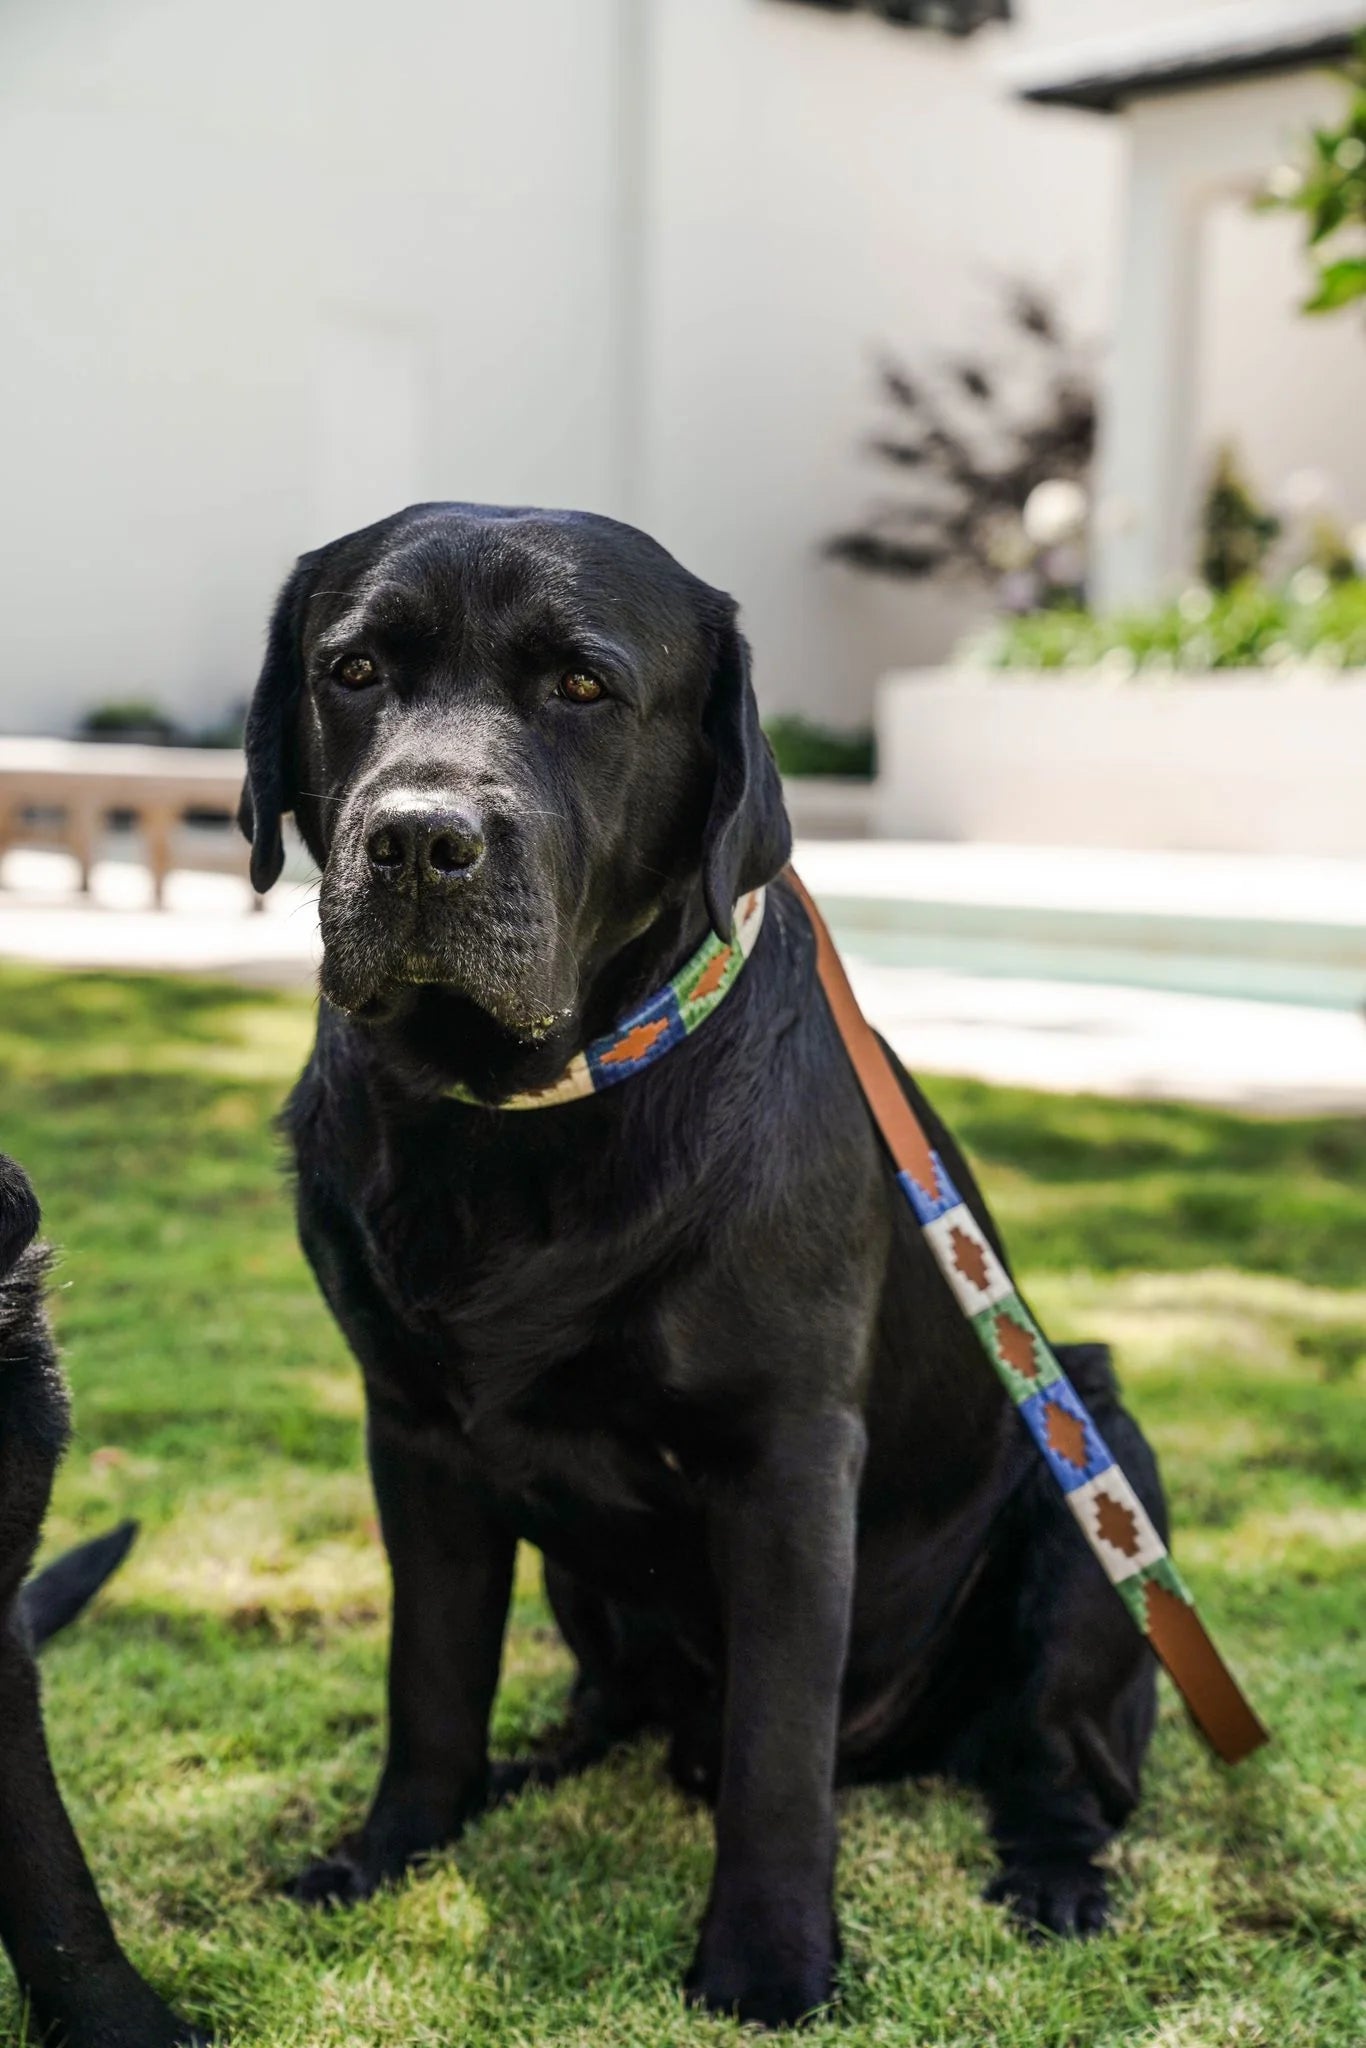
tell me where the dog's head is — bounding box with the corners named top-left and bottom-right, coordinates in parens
top-left (239, 504), bottom-right (790, 1076)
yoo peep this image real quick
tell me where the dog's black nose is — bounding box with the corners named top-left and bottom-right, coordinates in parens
top-left (364, 804), bottom-right (486, 888)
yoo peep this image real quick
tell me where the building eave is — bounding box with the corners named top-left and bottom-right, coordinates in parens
top-left (1001, 3), bottom-right (1365, 115)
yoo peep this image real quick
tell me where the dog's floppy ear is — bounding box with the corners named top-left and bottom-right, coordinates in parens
top-left (700, 602), bottom-right (792, 939)
top-left (238, 557), bottom-right (314, 893)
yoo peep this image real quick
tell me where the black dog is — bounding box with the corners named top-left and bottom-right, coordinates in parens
top-left (240, 504), bottom-right (1165, 2027)
top-left (0, 1153), bottom-right (195, 2047)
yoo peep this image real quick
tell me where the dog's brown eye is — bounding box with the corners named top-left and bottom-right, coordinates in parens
top-left (336, 655), bottom-right (377, 688)
top-left (557, 671), bottom-right (605, 705)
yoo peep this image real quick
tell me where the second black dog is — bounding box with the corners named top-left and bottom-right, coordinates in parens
top-left (0, 1153), bottom-right (195, 2048)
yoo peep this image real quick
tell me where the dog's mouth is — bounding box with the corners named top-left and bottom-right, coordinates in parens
top-left (394, 946), bottom-right (567, 1042)
top-left (317, 875), bottom-right (575, 1041)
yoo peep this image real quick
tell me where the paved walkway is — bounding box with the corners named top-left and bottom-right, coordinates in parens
top-left (0, 851), bottom-right (321, 984)
top-left (2, 843), bottom-right (1363, 1114)
top-left (794, 838), bottom-right (1366, 927)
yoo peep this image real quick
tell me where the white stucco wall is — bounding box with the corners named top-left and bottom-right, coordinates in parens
top-left (639, 0), bottom-right (1120, 723)
top-left (0, 0), bottom-right (1356, 737)
top-left (0, 0), bottom-right (1126, 737)
top-left (1093, 67), bottom-right (1358, 608)
top-left (1197, 191), bottom-right (1366, 542)
top-left (0, 0), bottom-right (633, 734)
top-left (1023, 0), bottom-right (1202, 34)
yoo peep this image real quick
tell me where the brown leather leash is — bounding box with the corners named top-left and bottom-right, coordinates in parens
top-left (789, 868), bottom-right (1268, 1766)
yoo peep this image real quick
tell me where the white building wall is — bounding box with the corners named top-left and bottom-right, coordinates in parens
top-left (1196, 180), bottom-right (1366, 546)
top-left (0, 0), bottom-right (632, 734)
top-left (1023, 0), bottom-right (1208, 38)
top-left (1093, 69), bottom-right (1358, 607)
top-left (640, 0), bottom-right (1119, 722)
top-left (0, 0), bottom-right (1357, 736)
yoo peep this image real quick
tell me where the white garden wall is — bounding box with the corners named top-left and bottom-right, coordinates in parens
top-left (875, 670), bottom-right (1366, 858)
top-left (0, 0), bottom-right (1355, 737)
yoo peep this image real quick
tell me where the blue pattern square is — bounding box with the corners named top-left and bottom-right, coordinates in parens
top-left (896, 1151), bottom-right (960, 1225)
top-left (1016, 1376), bottom-right (1115, 1494)
top-left (587, 988), bottom-right (686, 1090)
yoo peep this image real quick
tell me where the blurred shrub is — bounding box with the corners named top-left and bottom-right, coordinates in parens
top-left (826, 283), bottom-right (1095, 612)
top-left (79, 699), bottom-right (179, 743)
top-left (77, 699), bottom-right (245, 747)
top-left (962, 577), bottom-right (1366, 672)
top-left (765, 714), bottom-right (876, 778)
top-left (1199, 445), bottom-right (1281, 592)
top-left (1263, 31), bottom-right (1366, 316)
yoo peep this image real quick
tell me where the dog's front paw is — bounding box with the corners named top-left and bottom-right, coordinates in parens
top-left (986, 1859), bottom-right (1111, 1940)
top-left (61, 2020), bottom-right (210, 2048)
top-left (286, 1844), bottom-right (383, 1909)
top-left (685, 1906), bottom-right (839, 2029)
top-left (36, 1976), bottom-right (210, 2048)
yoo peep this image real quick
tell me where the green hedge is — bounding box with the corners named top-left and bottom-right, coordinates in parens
top-left (964, 578), bottom-right (1366, 673)
top-left (764, 713), bottom-right (876, 779)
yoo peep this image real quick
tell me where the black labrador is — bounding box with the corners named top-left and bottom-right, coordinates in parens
top-left (240, 504), bottom-right (1165, 2027)
top-left (0, 1153), bottom-right (195, 2046)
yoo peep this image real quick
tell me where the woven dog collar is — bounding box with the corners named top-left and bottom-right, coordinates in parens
top-left (785, 870), bottom-right (1268, 1767)
top-left (446, 887), bottom-right (767, 1109)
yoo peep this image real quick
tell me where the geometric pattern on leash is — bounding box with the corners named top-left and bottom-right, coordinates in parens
top-left (896, 1149), bottom-right (1268, 1763)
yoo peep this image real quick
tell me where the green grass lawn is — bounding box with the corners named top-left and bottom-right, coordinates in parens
top-left (1, 961), bottom-right (1362, 2047)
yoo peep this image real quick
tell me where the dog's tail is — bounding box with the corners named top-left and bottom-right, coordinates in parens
top-left (22, 1521), bottom-right (139, 1649)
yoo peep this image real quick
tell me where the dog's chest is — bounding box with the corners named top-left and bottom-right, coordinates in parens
top-left (443, 1337), bottom-right (722, 1603)
top-left (364, 1188), bottom-right (724, 1518)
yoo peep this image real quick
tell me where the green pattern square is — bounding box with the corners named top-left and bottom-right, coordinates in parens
top-left (971, 1293), bottom-right (1062, 1404)
top-left (1116, 1554), bottom-right (1193, 1633)
top-left (675, 934), bottom-right (743, 1033)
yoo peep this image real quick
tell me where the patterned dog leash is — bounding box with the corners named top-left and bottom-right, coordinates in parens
top-left (788, 870), bottom-right (1269, 1766)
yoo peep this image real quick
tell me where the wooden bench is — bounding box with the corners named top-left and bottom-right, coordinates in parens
top-left (0, 738), bottom-right (254, 909)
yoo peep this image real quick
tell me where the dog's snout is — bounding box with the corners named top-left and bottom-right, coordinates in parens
top-left (364, 801), bottom-right (487, 889)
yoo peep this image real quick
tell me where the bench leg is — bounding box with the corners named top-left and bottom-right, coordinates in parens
top-left (68, 804), bottom-right (99, 896)
top-left (142, 806), bottom-right (173, 911)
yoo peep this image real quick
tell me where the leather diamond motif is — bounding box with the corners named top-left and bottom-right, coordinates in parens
top-left (1094, 1487), bottom-right (1142, 1558)
top-left (1044, 1401), bottom-right (1088, 1470)
top-left (994, 1311), bottom-right (1039, 1379)
top-left (949, 1225), bottom-right (990, 1293)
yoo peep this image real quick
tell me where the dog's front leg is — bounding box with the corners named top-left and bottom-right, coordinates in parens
top-left (292, 1398), bottom-right (515, 1905)
top-left (686, 1407), bottom-right (865, 2029)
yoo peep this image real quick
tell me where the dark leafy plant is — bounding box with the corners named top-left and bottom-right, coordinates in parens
top-left (826, 284), bottom-right (1095, 597)
top-left (764, 714), bottom-right (875, 780)
top-left (1199, 445), bottom-right (1281, 593)
top-left (1264, 31), bottom-right (1366, 314)
top-left (76, 699), bottom-right (246, 749)
top-left (78, 699), bottom-right (180, 745)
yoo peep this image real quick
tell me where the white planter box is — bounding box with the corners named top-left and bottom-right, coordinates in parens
top-left (875, 668), bottom-right (1366, 859)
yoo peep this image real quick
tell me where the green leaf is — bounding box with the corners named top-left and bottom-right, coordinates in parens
top-left (1305, 258), bottom-right (1366, 312)
top-left (1308, 189), bottom-right (1349, 244)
